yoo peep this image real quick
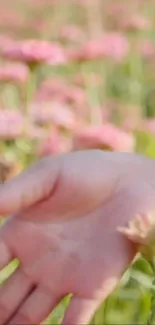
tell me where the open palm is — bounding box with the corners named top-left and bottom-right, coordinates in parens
top-left (0, 150), bottom-right (154, 325)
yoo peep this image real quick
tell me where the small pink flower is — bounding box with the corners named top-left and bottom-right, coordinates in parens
top-left (0, 110), bottom-right (24, 139)
top-left (118, 212), bottom-right (155, 259)
top-left (47, 46), bottom-right (68, 66)
top-left (69, 32), bottom-right (129, 62)
top-left (107, 2), bottom-right (126, 17)
top-left (36, 129), bottom-right (61, 157)
top-left (123, 117), bottom-right (141, 132)
top-left (73, 123), bottom-right (135, 152)
top-left (0, 35), bottom-right (15, 56)
top-left (30, 102), bottom-right (75, 130)
top-left (0, 9), bottom-right (24, 30)
top-left (0, 63), bottom-right (28, 84)
top-left (64, 87), bottom-right (86, 106)
top-left (141, 119), bottom-right (155, 135)
top-left (138, 39), bottom-right (155, 60)
top-left (36, 80), bottom-right (86, 107)
top-left (36, 77), bottom-right (67, 102)
top-left (37, 128), bottom-right (72, 157)
top-left (123, 14), bottom-right (151, 32)
top-left (120, 104), bottom-right (142, 131)
top-left (27, 125), bottom-right (47, 140)
top-left (3, 39), bottom-right (67, 66)
top-left (59, 25), bottom-right (86, 44)
top-left (26, 18), bottom-right (47, 34)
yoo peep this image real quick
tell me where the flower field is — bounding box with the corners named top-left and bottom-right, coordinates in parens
top-left (1, 0), bottom-right (155, 323)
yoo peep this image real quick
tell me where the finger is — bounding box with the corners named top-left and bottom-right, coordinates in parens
top-left (0, 156), bottom-right (60, 215)
top-left (0, 237), bottom-right (12, 269)
top-left (0, 268), bottom-right (33, 324)
top-left (8, 285), bottom-right (60, 325)
top-left (62, 296), bottom-right (100, 325)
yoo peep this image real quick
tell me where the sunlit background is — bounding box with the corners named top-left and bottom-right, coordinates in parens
top-left (1, 0), bottom-right (155, 323)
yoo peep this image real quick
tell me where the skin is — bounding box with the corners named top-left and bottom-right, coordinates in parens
top-left (0, 150), bottom-right (155, 324)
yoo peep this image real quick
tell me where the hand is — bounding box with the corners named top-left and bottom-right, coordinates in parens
top-left (0, 150), bottom-right (154, 325)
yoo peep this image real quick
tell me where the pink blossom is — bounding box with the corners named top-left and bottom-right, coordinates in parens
top-left (73, 74), bottom-right (87, 87)
top-left (123, 116), bottom-right (142, 132)
top-left (59, 25), bottom-right (86, 44)
top-left (36, 129), bottom-right (61, 157)
top-left (69, 32), bottom-right (129, 62)
top-left (117, 103), bottom-right (142, 131)
top-left (122, 14), bottom-right (152, 31)
top-left (99, 2), bottom-right (127, 30)
top-left (107, 2), bottom-right (126, 17)
top-left (36, 80), bottom-right (86, 107)
top-left (26, 18), bottom-right (47, 34)
top-left (27, 125), bottom-right (47, 140)
top-left (137, 39), bottom-right (155, 60)
top-left (0, 110), bottom-right (24, 139)
top-left (37, 129), bottom-right (72, 157)
top-left (0, 63), bottom-right (28, 84)
top-left (47, 46), bottom-right (68, 66)
top-left (36, 77), bottom-right (68, 102)
top-left (73, 124), bottom-right (135, 152)
top-left (64, 87), bottom-right (86, 106)
top-left (141, 119), bottom-right (155, 135)
top-left (0, 35), bottom-right (16, 56)
top-left (30, 102), bottom-right (75, 130)
top-left (3, 39), bottom-right (67, 65)
top-left (0, 9), bottom-right (25, 30)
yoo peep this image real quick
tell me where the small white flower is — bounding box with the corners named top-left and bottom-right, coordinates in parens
top-left (117, 212), bottom-right (155, 259)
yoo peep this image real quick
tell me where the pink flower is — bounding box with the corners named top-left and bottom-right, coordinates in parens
top-left (59, 25), bottom-right (86, 44)
top-left (141, 119), bottom-right (155, 135)
top-left (0, 110), bottom-right (24, 139)
top-left (137, 39), bottom-right (155, 60)
top-left (63, 87), bottom-right (86, 106)
top-left (73, 124), bottom-right (135, 152)
top-left (69, 32), bottom-right (129, 62)
top-left (107, 2), bottom-right (126, 17)
top-left (3, 39), bottom-right (67, 66)
top-left (0, 63), bottom-right (28, 84)
top-left (123, 116), bottom-right (142, 132)
top-left (36, 129), bottom-right (61, 157)
top-left (0, 9), bottom-right (24, 30)
top-left (47, 46), bottom-right (68, 66)
top-left (30, 102), bottom-right (75, 130)
top-left (27, 125), bottom-right (47, 140)
top-left (0, 35), bottom-right (15, 56)
top-left (122, 14), bottom-right (152, 32)
top-left (26, 18), bottom-right (47, 34)
top-left (36, 77), bottom-right (67, 102)
top-left (36, 79), bottom-right (86, 107)
top-left (118, 103), bottom-right (142, 131)
top-left (37, 128), bottom-right (72, 157)
top-left (118, 212), bottom-right (155, 259)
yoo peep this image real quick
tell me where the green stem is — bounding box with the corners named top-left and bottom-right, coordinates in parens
top-left (23, 63), bottom-right (38, 136)
top-left (147, 258), bottom-right (155, 325)
top-left (17, 63), bottom-right (39, 165)
top-left (79, 61), bottom-right (103, 126)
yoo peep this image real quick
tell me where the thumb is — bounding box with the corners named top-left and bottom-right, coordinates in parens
top-left (0, 156), bottom-right (60, 216)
